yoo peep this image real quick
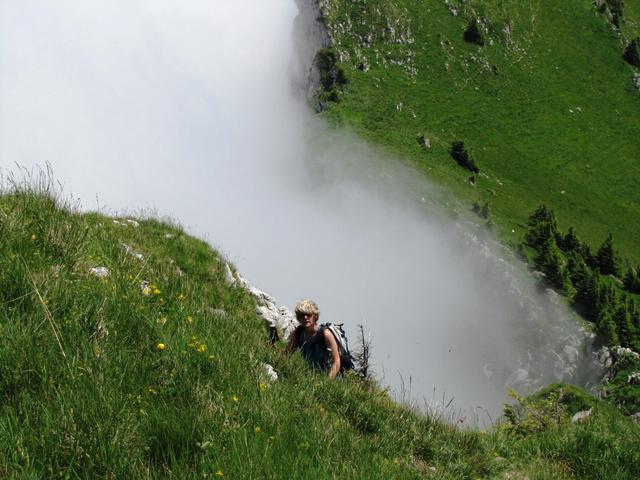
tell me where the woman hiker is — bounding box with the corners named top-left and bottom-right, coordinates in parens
top-left (286, 299), bottom-right (341, 379)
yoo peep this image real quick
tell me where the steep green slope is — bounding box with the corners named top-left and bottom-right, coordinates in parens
top-left (2, 180), bottom-right (640, 478)
top-left (316, 0), bottom-right (640, 261)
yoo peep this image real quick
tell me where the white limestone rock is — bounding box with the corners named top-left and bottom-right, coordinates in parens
top-left (89, 266), bottom-right (110, 278)
top-left (627, 372), bottom-right (640, 385)
top-left (226, 265), bottom-right (297, 340)
top-left (262, 363), bottom-right (279, 382)
top-left (571, 408), bottom-right (592, 423)
top-left (612, 346), bottom-right (640, 361)
top-left (120, 243), bottom-right (144, 261)
top-left (224, 263), bottom-right (237, 287)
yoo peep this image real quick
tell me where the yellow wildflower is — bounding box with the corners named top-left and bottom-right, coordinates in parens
top-left (148, 387), bottom-right (157, 395)
top-left (156, 343), bottom-right (166, 351)
top-left (186, 315), bottom-right (193, 324)
top-left (214, 469), bottom-right (224, 477)
top-left (231, 395), bottom-right (239, 402)
top-left (153, 288), bottom-right (161, 295)
top-left (197, 343), bottom-right (207, 353)
top-left (178, 293), bottom-right (186, 301)
top-left (254, 426), bottom-right (261, 433)
top-left (259, 383), bottom-right (267, 391)
top-left (31, 234), bottom-right (36, 240)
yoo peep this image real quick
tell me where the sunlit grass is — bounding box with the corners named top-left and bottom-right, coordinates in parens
top-left (1, 172), bottom-right (638, 478)
top-left (320, 0), bottom-right (640, 261)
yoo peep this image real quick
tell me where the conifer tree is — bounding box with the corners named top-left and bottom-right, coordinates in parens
top-left (596, 234), bottom-right (620, 277)
top-left (623, 266), bottom-right (637, 292)
top-left (573, 269), bottom-right (600, 322)
top-left (614, 304), bottom-right (636, 348)
top-left (597, 308), bottom-right (619, 346)
top-left (560, 227), bottom-right (580, 253)
top-left (581, 243), bottom-right (597, 269)
top-left (535, 237), bottom-right (573, 295)
top-left (525, 204), bottom-right (559, 250)
top-left (631, 302), bottom-right (640, 332)
top-left (480, 202), bottom-right (490, 220)
top-left (566, 251), bottom-right (589, 286)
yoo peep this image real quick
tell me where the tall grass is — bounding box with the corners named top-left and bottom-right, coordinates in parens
top-left (1, 174), bottom-right (639, 478)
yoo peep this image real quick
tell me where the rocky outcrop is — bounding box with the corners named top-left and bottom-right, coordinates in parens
top-left (292, 0), bottom-right (331, 101)
top-left (596, 345), bottom-right (640, 385)
top-left (224, 263), bottom-right (298, 342)
top-left (571, 408), bottom-right (592, 423)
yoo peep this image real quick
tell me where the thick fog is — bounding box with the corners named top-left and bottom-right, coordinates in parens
top-left (0, 0), bottom-right (602, 422)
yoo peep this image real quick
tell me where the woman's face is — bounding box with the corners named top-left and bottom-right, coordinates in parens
top-left (297, 312), bottom-right (316, 329)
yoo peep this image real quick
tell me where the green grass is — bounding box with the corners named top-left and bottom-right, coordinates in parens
top-left (2, 174), bottom-right (640, 478)
top-left (318, 0), bottom-right (640, 261)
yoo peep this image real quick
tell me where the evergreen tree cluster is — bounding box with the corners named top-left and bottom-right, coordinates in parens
top-left (524, 204), bottom-right (640, 350)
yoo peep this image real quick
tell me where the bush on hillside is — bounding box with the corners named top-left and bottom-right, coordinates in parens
top-left (463, 19), bottom-right (485, 46)
top-left (450, 141), bottom-right (479, 173)
top-left (623, 38), bottom-right (640, 68)
top-left (501, 388), bottom-right (569, 437)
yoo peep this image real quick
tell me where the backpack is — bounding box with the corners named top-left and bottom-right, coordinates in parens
top-left (320, 323), bottom-right (355, 371)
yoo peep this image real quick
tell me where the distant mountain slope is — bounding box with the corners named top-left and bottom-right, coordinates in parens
top-left (315, 0), bottom-right (640, 261)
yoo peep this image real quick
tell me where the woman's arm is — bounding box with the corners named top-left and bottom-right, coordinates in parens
top-left (286, 327), bottom-right (300, 353)
top-left (323, 329), bottom-right (341, 379)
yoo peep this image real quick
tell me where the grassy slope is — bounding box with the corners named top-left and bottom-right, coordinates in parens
top-left (1, 186), bottom-right (640, 478)
top-left (319, 0), bottom-right (640, 261)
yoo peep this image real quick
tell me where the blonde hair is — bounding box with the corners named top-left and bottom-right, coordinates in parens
top-left (294, 299), bottom-right (320, 318)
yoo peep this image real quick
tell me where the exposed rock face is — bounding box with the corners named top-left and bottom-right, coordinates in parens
top-left (596, 345), bottom-right (640, 385)
top-left (292, 0), bottom-right (331, 101)
top-left (627, 372), bottom-right (640, 385)
top-left (225, 263), bottom-right (297, 341)
top-left (571, 408), bottom-right (592, 423)
top-left (262, 363), bottom-right (279, 382)
top-left (89, 266), bottom-right (110, 278)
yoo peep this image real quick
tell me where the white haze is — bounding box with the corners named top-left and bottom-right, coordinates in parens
top-left (0, 0), bottom-right (602, 422)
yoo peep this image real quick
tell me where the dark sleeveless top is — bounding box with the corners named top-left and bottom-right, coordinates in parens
top-left (297, 327), bottom-right (331, 372)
